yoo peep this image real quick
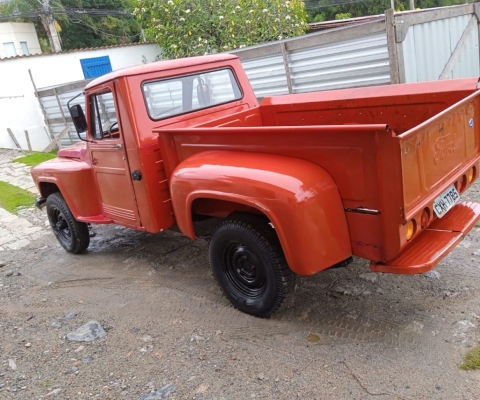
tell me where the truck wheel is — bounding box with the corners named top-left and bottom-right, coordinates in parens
top-left (46, 193), bottom-right (90, 254)
top-left (209, 214), bottom-right (294, 318)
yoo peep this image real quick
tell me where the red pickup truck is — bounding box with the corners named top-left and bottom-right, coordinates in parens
top-left (32, 54), bottom-right (480, 317)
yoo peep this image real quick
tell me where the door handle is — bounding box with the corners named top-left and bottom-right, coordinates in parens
top-left (110, 144), bottom-right (122, 149)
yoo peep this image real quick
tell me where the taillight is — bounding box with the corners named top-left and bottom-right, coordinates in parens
top-left (406, 220), bottom-right (416, 241)
top-left (421, 208), bottom-right (430, 229)
top-left (468, 166), bottom-right (476, 184)
top-left (459, 175), bottom-right (468, 193)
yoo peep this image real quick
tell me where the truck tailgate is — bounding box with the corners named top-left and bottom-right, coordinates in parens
top-left (398, 89), bottom-right (480, 220)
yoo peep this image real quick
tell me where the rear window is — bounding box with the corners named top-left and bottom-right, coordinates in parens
top-left (142, 68), bottom-right (243, 120)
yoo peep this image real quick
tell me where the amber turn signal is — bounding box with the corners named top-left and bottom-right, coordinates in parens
top-left (406, 219), bottom-right (416, 241)
top-left (468, 167), bottom-right (476, 184)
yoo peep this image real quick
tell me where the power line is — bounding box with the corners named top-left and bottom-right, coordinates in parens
top-left (67, 15), bottom-right (140, 39)
top-left (0, 7), bottom-right (133, 22)
top-left (303, 0), bottom-right (378, 9)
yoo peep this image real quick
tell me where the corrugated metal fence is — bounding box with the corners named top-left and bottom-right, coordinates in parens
top-left (35, 4), bottom-right (480, 148)
top-left (396, 5), bottom-right (480, 82)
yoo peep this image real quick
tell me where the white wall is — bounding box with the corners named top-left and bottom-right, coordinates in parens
top-left (0, 22), bottom-right (42, 58)
top-left (0, 42), bottom-right (161, 151)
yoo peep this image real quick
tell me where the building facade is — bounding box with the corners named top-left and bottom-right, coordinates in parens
top-left (0, 22), bottom-right (42, 59)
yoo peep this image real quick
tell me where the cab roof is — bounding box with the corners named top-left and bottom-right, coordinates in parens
top-left (85, 54), bottom-right (239, 89)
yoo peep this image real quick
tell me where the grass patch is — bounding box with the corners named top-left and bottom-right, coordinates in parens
top-left (15, 151), bottom-right (57, 167)
top-left (460, 345), bottom-right (480, 370)
top-left (0, 181), bottom-right (37, 214)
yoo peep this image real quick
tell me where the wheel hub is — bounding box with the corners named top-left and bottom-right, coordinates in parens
top-left (224, 243), bottom-right (266, 296)
top-left (56, 220), bottom-right (67, 230)
top-left (236, 255), bottom-right (256, 281)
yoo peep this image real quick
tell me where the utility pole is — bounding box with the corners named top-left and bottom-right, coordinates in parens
top-left (410, 0), bottom-right (415, 9)
top-left (42, 0), bottom-right (62, 52)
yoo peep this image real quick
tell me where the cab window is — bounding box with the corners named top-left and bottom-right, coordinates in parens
top-left (90, 91), bottom-right (119, 140)
top-left (143, 68), bottom-right (242, 121)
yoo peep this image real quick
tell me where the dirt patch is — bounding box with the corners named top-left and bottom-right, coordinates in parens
top-left (1, 183), bottom-right (480, 399)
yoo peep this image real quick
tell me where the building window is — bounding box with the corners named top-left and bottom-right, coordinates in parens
top-left (80, 56), bottom-right (112, 79)
top-left (20, 42), bottom-right (29, 55)
top-left (3, 42), bottom-right (16, 57)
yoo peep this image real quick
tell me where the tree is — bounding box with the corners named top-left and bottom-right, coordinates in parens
top-left (59, 0), bottom-right (141, 50)
top-left (132, 0), bottom-right (307, 59)
top-left (0, 0), bottom-right (141, 51)
top-left (304, 0), bottom-right (474, 23)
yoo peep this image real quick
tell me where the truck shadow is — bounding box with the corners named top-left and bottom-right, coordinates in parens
top-left (50, 224), bottom-right (467, 347)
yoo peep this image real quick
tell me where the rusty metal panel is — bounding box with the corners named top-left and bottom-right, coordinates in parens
top-left (402, 14), bottom-right (479, 82)
top-left (287, 32), bottom-right (390, 93)
top-left (240, 54), bottom-right (289, 97)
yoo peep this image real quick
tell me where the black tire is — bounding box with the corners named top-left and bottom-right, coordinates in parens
top-left (209, 213), bottom-right (295, 318)
top-left (46, 193), bottom-right (90, 254)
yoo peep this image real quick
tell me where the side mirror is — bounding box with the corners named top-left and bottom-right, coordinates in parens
top-left (69, 104), bottom-right (87, 134)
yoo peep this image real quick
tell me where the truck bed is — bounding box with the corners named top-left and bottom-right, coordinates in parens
top-left (155, 78), bottom-right (480, 264)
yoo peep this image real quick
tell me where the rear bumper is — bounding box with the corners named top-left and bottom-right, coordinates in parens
top-left (371, 201), bottom-right (480, 274)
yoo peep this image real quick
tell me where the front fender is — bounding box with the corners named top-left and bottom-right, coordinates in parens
top-left (31, 158), bottom-right (102, 219)
top-left (170, 151), bottom-right (351, 276)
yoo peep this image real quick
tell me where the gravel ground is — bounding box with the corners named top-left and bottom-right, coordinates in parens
top-left (0, 181), bottom-right (480, 400)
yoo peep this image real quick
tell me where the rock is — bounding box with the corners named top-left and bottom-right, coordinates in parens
top-left (5, 270), bottom-right (13, 277)
top-left (359, 273), bottom-right (378, 283)
top-left (454, 320), bottom-right (475, 331)
top-left (331, 284), bottom-right (366, 296)
top-left (67, 321), bottom-right (106, 342)
top-left (473, 249), bottom-right (480, 256)
top-left (406, 321), bottom-right (424, 333)
top-left (65, 312), bottom-right (77, 321)
top-left (74, 345), bottom-right (84, 353)
top-left (51, 321), bottom-right (63, 328)
top-left (0, 261), bottom-right (5, 268)
top-left (362, 290), bottom-right (371, 296)
top-left (257, 374), bottom-right (265, 381)
top-left (190, 334), bottom-right (205, 343)
top-left (307, 333), bottom-right (320, 343)
top-left (25, 343), bottom-right (31, 348)
top-left (139, 345), bottom-right (153, 353)
top-left (71, 366), bottom-right (79, 373)
top-left (141, 335), bottom-right (152, 342)
top-left (8, 359), bottom-right (17, 370)
top-left (423, 270), bottom-right (441, 279)
top-left (195, 383), bottom-right (208, 393)
top-left (46, 388), bottom-right (62, 397)
top-left (82, 356), bottom-right (94, 364)
top-left (452, 320), bottom-right (475, 345)
top-left (137, 385), bottom-right (176, 400)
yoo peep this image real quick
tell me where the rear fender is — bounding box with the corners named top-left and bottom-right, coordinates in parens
top-left (170, 151), bottom-right (351, 276)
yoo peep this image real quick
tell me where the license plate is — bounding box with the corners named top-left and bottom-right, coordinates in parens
top-left (433, 184), bottom-right (460, 218)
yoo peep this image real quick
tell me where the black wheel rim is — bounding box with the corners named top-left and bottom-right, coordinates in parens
top-left (223, 242), bottom-right (267, 298)
top-left (50, 207), bottom-right (72, 244)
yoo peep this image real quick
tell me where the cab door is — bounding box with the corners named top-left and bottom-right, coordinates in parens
top-left (87, 84), bottom-right (141, 227)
